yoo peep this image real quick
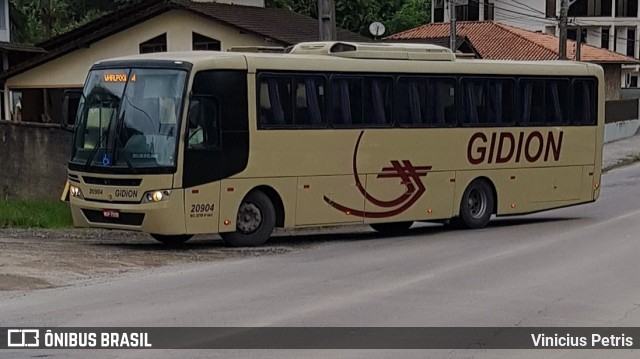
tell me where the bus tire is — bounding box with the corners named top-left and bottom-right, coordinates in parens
top-left (151, 234), bottom-right (193, 246)
top-left (220, 190), bottom-right (275, 247)
top-left (370, 221), bottom-right (413, 234)
top-left (458, 179), bottom-right (494, 229)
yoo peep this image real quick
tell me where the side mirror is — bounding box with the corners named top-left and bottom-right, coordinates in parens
top-left (61, 89), bottom-right (83, 132)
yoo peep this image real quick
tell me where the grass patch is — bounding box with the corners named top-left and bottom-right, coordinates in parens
top-left (0, 200), bottom-right (73, 229)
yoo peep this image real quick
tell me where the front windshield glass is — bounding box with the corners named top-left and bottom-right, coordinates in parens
top-left (71, 68), bottom-right (188, 171)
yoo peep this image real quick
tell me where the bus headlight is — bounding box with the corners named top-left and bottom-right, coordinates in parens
top-left (143, 190), bottom-right (172, 203)
top-left (69, 185), bottom-right (84, 199)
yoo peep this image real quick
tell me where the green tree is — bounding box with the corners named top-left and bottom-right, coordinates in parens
top-left (386, 0), bottom-right (430, 34)
top-left (10, 0), bottom-right (108, 43)
top-left (266, 0), bottom-right (430, 37)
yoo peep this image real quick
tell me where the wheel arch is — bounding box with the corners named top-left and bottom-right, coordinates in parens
top-left (456, 176), bottom-right (498, 215)
top-left (251, 185), bottom-right (285, 228)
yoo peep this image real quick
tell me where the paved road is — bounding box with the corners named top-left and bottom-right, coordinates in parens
top-left (2, 163), bottom-right (640, 358)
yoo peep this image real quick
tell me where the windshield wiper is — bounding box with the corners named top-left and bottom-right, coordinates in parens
top-left (114, 111), bottom-right (137, 174)
top-left (84, 130), bottom-right (109, 171)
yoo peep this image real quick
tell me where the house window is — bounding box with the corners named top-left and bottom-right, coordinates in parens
top-left (140, 34), bottom-right (167, 54)
top-left (601, 28), bottom-right (610, 49)
top-left (546, 0), bottom-right (556, 18)
top-left (628, 28), bottom-right (636, 56)
top-left (193, 32), bottom-right (221, 51)
top-left (568, 28), bottom-right (587, 43)
top-left (616, 0), bottom-right (638, 17)
top-left (434, 0), bottom-right (444, 22)
top-left (456, 2), bottom-right (480, 21)
top-left (484, 1), bottom-right (494, 20)
top-left (0, 0), bottom-right (6, 30)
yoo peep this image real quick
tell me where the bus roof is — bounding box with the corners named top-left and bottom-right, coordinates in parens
top-left (94, 42), bottom-right (603, 77)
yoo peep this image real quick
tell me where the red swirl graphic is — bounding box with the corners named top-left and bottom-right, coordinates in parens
top-left (323, 131), bottom-right (432, 218)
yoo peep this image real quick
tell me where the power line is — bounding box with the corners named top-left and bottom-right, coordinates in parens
top-left (466, 0), bottom-right (550, 21)
top-left (503, 0), bottom-right (546, 16)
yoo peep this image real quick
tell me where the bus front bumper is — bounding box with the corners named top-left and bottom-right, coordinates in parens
top-left (69, 189), bottom-right (186, 235)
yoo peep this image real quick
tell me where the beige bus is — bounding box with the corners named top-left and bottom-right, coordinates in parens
top-left (65, 42), bottom-right (603, 246)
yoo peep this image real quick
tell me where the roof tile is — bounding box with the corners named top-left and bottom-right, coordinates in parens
top-left (387, 21), bottom-right (638, 64)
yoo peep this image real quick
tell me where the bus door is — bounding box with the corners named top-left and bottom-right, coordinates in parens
top-left (183, 71), bottom-right (250, 234)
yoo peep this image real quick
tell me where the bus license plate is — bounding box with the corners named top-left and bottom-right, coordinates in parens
top-left (103, 209), bottom-right (120, 219)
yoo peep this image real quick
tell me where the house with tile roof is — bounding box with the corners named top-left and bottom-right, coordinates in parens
top-left (387, 20), bottom-right (639, 100)
top-left (432, 0), bottom-right (640, 87)
top-left (0, 0), bottom-right (368, 123)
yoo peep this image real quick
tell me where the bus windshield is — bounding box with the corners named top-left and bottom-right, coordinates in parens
top-left (70, 68), bottom-right (188, 172)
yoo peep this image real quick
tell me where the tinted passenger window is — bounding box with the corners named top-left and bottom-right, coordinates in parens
top-left (520, 78), bottom-right (569, 125)
top-left (258, 74), bottom-right (326, 128)
top-left (397, 77), bottom-right (456, 127)
top-left (571, 79), bottom-right (597, 125)
top-left (332, 76), bottom-right (392, 127)
top-left (460, 78), bottom-right (515, 126)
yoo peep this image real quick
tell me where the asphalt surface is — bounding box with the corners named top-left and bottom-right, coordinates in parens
top-left (0, 136), bottom-right (640, 358)
top-left (2, 160), bottom-right (640, 358)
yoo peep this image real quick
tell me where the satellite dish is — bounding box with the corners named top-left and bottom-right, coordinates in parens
top-left (369, 22), bottom-right (386, 37)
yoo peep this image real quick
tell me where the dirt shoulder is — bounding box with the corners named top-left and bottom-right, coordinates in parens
top-left (0, 226), bottom-right (373, 294)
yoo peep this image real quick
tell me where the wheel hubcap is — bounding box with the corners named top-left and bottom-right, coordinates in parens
top-left (237, 202), bottom-right (262, 234)
top-left (467, 189), bottom-right (487, 219)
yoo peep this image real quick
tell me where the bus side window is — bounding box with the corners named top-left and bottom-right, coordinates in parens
top-left (363, 77), bottom-right (392, 126)
top-left (332, 78), bottom-right (349, 125)
top-left (259, 76), bottom-right (293, 127)
top-left (571, 79), bottom-right (597, 125)
top-left (461, 78), bottom-right (514, 126)
top-left (294, 77), bottom-right (325, 127)
top-left (332, 77), bottom-right (361, 126)
top-left (545, 80), bottom-right (569, 124)
top-left (434, 79), bottom-right (456, 126)
top-left (520, 78), bottom-right (569, 125)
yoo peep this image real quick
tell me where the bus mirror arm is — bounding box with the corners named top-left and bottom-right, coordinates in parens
top-left (61, 89), bottom-right (84, 132)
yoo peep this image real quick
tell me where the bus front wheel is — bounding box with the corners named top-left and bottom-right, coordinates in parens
top-left (370, 221), bottom-right (413, 234)
top-left (220, 190), bottom-right (275, 247)
top-left (151, 234), bottom-right (193, 246)
top-left (457, 179), bottom-right (494, 229)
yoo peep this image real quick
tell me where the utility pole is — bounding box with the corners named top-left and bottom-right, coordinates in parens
top-left (559, 0), bottom-right (568, 60)
top-left (575, 25), bottom-right (582, 61)
top-left (318, 0), bottom-right (337, 41)
top-left (449, 0), bottom-right (457, 52)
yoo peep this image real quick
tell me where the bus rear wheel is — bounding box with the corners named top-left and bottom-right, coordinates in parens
top-left (151, 234), bottom-right (193, 246)
top-left (220, 190), bottom-right (275, 247)
top-left (457, 179), bottom-right (494, 229)
top-left (370, 221), bottom-right (413, 234)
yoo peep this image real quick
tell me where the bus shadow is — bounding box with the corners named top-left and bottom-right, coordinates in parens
top-left (92, 216), bottom-right (581, 251)
top-left (484, 216), bottom-right (582, 228)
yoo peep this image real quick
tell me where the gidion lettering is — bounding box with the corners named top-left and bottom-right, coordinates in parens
top-left (115, 189), bottom-right (138, 198)
top-left (467, 131), bottom-right (564, 165)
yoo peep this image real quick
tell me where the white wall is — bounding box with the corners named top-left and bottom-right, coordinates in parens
top-left (492, 0), bottom-right (555, 31)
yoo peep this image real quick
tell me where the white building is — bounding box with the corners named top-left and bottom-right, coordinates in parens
top-left (432, 0), bottom-right (640, 85)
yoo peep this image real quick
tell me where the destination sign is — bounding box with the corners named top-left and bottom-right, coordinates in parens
top-left (103, 73), bottom-right (137, 83)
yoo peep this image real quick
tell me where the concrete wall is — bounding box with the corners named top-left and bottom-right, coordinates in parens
top-left (0, 121), bottom-right (72, 200)
top-left (603, 63), bottom-right (622, 100)
top-left (605, 119), bottom-right (640, 143)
